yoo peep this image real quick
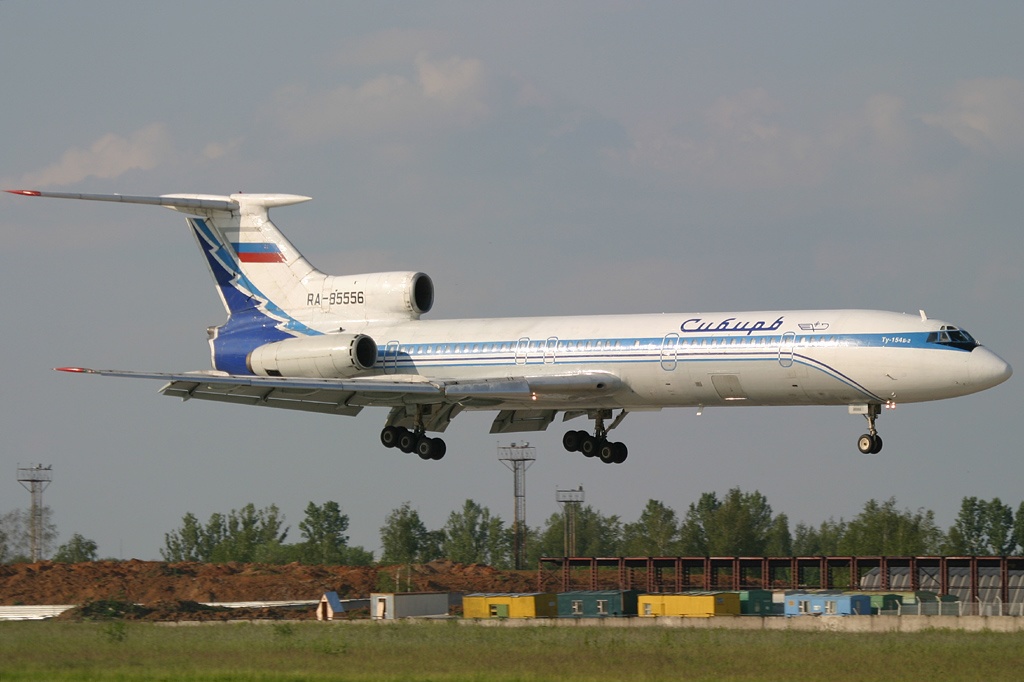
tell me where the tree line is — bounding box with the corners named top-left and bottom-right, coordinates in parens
top-left (3, 491), bottom-right (1024, 565)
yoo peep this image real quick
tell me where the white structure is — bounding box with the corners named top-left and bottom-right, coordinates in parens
top-left (370, 592), bottom-right (449, 620)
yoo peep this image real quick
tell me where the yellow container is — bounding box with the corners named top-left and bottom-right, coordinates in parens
top-left (463, 593), bottom-right (557, 619)
top-left (639, 592), bottom-right (740, 618)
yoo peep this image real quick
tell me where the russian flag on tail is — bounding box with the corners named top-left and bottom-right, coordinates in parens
top-left (233, 242), bottom-right (286, 263)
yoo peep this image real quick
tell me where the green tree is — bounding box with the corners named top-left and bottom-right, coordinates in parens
top-left (52, 533), bottom-right (99, 563)
top-left (533, 505), bottom-right (622, 558)
top-left (380, 502), bottom-right (439, 564)
top-left (838, 498), bottom-right (943, 555)
top-left (949, 497), bottom-right (1017, 555)
top-left (162, 504), bottom-right (288, 563)
top-left (211, 504), bottom-right (288, 563)
top-left (1015, 502), bottom-right (1024, 556)
top-left (441, 499), bottom-right (510, 567)
top-left (161, 512), bottom-right (209, 561)
top-left (945, 497), bottom-right (987, 554)
top-left (299, 501), bottom-right (350, 565)
top-left (764, 513), bottom-right (793, 556)
top-left (983, 498), bottom-right (1015, 555)
top-left (793, 518), bottom-right (847, 555)
top-left (0, 507), bottom-right (58, 562)
top-left (621, 499), bottom-right (682, 556)
top-left (679, 488), bottom-right (781, 555)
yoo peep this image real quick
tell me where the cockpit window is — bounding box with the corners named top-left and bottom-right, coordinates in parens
top-left (927, 325), bottom-right (978, 351)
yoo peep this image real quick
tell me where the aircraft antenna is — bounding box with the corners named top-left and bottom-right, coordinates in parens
top-left (498, 442), bottom-right (535, 570)
top-left (17, 464), bottom-right (52, 562)
top-left (556, 486), bottom-right (585, 557)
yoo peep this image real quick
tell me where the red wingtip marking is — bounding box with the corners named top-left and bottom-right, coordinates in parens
top-left (5, 189), bottom-right (42, 196)
top-left (55, 366), bottom-right (91, 373)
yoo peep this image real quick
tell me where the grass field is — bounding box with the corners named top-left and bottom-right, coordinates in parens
top-left (2, 619), bottom-right (1023, 681)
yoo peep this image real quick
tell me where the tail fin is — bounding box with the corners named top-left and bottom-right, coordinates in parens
top-left (6, 190), bottom-right (326, 373)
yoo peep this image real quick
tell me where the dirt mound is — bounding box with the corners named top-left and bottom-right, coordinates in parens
top-left (56, 599), bottom-right (318, 622)
top-left (0, 560), bottom-right (538, 607)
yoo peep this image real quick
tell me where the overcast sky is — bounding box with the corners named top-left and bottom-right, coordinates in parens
top-left (2, 1), bottom-right (1021, 560)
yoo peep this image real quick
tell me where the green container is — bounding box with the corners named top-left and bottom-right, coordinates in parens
top-left (737, 590), bottom-right (774, 615)
top-left (557, 590), bottom-right (639, 617)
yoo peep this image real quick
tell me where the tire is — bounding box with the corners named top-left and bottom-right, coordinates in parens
top-left (429, 438), bottom-right (447, 460)
top-left (870, 435), bottom-right (883, 454)
top-left (611, 441), bottom-right (628, 464)
top-left (416, 437), bottom-right (434, 460)
top-left (857, 434), bottom-right (874, 454)
top-left (580, 436), bottom-right (599, 458)
top-left (562, 430), bottom-right (582, 452)
top-left (598, 442), bottom-right (615, 464)
top-left (398, 430), bottom-right (417, 453)
top-left (380, 426), bottom-right (400, 448)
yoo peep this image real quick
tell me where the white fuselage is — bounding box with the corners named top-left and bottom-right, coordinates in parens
top-left (338, 308), bottom-right (1010, 411)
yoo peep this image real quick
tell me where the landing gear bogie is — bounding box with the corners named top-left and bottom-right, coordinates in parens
top-left (562, 410), bottom-right (629, 464)
top-left (381, 425), bottom-right (447, 461)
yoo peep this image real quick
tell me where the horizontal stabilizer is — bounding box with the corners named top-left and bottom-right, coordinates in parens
top-left (5, 190), bottom-right (312, 216)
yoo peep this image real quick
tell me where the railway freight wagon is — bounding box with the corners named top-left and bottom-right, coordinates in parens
top-left (463, 593), bottom-right (558, 619)
top-left (557, 590), bottom-right (639, 617)
top-left (784, 593), bottom-right (871, 616)
top-left (639, 592), bottom-right (740, 618)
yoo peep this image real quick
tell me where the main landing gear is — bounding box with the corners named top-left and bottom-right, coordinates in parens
top-left (562, 410), bottom-right (628, 464)
top-left (380, 425), bottom-right (447, 461)
top-left (856, 404), bottom-right (884, 455)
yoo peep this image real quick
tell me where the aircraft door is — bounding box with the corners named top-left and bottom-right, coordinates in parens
top-left (778, 332), bottom-right (796, 368)
top-left (660, 333), bottom-right (680, 370)
top-left (384, 341), bottom-right (400, 374)
top-left (515, 337), bottom-right (530, 365)
top-left (544, 337), bottom-right (559, 364)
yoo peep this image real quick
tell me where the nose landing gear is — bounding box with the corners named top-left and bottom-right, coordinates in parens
top-left (856, 404), bottom-right (883, 454)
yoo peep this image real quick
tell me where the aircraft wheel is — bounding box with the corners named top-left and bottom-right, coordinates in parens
top-left (580, 436), bottom-right (599, 458)
top-left (416, 436), bottom-right (447, 460)
top-left (398, 429), bottom-right (418, 453)
top-left (871, 435), bottom-right (883, 454)
top-left (611, 441), bottom-right (628, 464)
top-left (857, 434), bottom-right (875, 454)
top-left (562, 430), bottom-right (582, 452)
top-left (598, 441), bottom-right (616, 464)
top-left (380, 426), bottom-right (401, 449)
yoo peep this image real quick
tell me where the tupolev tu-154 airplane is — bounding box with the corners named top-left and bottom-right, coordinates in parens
top-left (8, 189), bottom-right (1012, 463)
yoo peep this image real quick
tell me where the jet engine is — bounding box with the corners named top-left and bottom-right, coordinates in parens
top-left (247, 333), bottom-right (377, 378)
top-left (316, 271), bottom-right (433, 320)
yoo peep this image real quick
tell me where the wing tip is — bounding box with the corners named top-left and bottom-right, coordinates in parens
top-left (55, 366), bottom-right (95, 374)
top-left (5, 189), bottom-right (41, 197)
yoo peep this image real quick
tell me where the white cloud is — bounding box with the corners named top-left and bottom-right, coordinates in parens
top-left (272, 53), bottom-right (488, 141)
top-left (16, 123), bottom-right (172, 187)
top-left (618, 89), bottom-right (825, 190)
top-left (922, 77), bottom-right (1024, 154)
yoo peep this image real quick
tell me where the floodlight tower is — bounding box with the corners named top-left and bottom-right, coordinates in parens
top-left (556, 486), bottom-right (585, 557)
top-left (498, 442), bottom-right (535, 569)
top-left (17, 464), bottom-right (52, 562)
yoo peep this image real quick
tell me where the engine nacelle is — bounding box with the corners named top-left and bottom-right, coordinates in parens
top-left (247, 333), bottom-right (377, 378)
top-left (316, 271), bottom-right (433, 321)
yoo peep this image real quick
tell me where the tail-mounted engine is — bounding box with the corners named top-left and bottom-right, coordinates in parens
top-left (316, 271), bottom-right (433, 321)
top-left (247, 333), bottom-right (377, 378)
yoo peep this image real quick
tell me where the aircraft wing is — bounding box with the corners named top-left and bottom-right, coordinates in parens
top-left (55, 367), bottom-right (626, 432)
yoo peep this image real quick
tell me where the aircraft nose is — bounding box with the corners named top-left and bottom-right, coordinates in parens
top-left (970, 347), bottom-right (1012, 390)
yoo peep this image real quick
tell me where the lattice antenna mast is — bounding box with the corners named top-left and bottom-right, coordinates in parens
top-left (17, 464), bottom-right (52, 562)
top-left (498, 442), bottom-right (535, 570)
top-left (556, 486), bottom-right (584, 557)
